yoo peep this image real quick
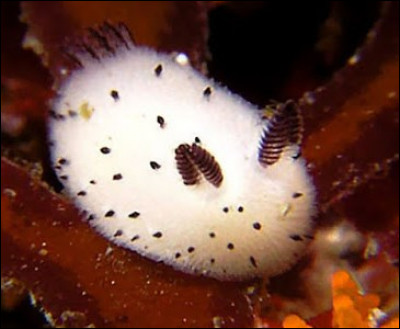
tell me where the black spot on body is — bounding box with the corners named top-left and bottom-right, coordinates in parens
top-left (110, 90), bottom-right (119, 101)
top-left (105, 210), bottom-right (115, 217)
top-left (131, 235), bottom-right (140, 242)
top-left (188, 247), bottom-right (195, 253)
top-left (210, 258), bottom-right (215, 264)
top-left (87, 214), bottom-right (95, 221)
top-left (253, 222), bottom-right (261, 230)
top-left (292, 192), bottom-right (303, 198)
top-left (90, 180), bottom-right (96, 184)
top-left (250, 256), bottom-right (257, 268)
top-left (209, 232), bottom-right (216, 238)
top-left (49, 111), bottom-right (65, 121)
top-left (227, 243), bottom-right (234, 250)
top-left (157, 115), bottom-right (165, 128)
top-left (128, 211), bottom-right (140, 218)
top-left (60, 175), bottom-right (68, 180)
top-left (77, 191), bottom-right (87, 196)
top-left (154, 64), bottom-right (163, 76)
top-left (58, 158), bottom-right (68, 165)
top-left (175, 252), bottom-right (181, 259)
top-left (223, 207), bottom-right (229, 213)
top-left (153, 232), bottom-right (162, 238)
top-left (100, 147), bottom-right (111, 154)
top-left (113, 173), bottom-right (123, 180)
top-left (292, 151), bottom-right (302, 159)
top-left (203, 86), bottom-right (212, 97)
top-left (194, 137), bottom-right (201, 144)
top-left (150, 161), bottom-right (161, 170)
top-left (48, 110), bottom-right (57, 119)
top-left (114, 229), bottom-right (123, 237)
top-left (68, 110), bottom-right (77, 117)
top-left (238, 206), bottom-right (244, 212)
top-left (290, 234), bottom-right (303, 241)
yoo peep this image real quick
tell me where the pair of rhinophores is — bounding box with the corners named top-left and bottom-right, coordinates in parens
top-left (49, 22), bottom-right (316, 281)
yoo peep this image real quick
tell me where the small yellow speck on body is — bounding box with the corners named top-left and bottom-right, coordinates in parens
top-left (79, 102), bottom-right (94, 120)
top-left (280, 203), bottom-right (292, 218)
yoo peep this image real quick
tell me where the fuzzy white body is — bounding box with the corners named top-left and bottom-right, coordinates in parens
top-left (50, 46), bottom-right (315, 280)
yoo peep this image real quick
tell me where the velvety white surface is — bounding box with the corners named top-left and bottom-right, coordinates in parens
top-left (49, 46), bottom-right (315, 280)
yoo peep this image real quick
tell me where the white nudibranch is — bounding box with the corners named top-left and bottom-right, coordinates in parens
top-left (49, 23), bottom-right (316, 281)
